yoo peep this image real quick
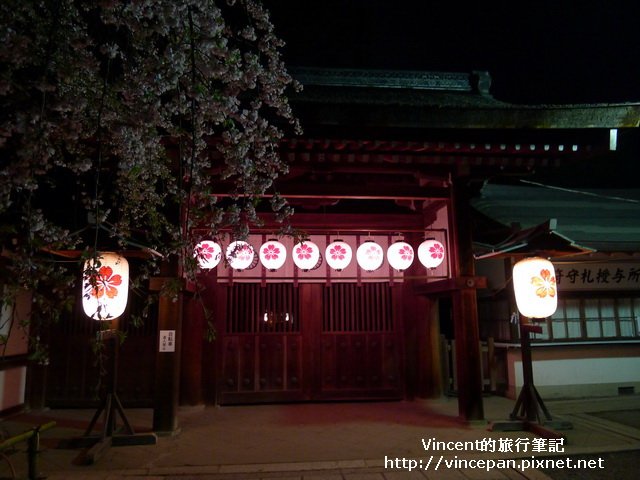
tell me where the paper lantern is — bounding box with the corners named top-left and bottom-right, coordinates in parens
top-left (356, 240), bottom-right (384, 272)
top-left (194, 240), bottom-right (222, 269)
top-left (325, 240), bottom-right (352, 271)
top-left (292, 241), bottom-right (320, 271)
top-left (259, 239), bottom-right (287, 271)
top-left (226, 241), bottom-right (255, 271)
top-left (82, 252), bottom-right (129, 321)
top-left (418, 239), bottom-right (445, 269)
top-left (387, 241), bottom-right (414, 271)
top-left (513, 257), bottom-right (558, 318)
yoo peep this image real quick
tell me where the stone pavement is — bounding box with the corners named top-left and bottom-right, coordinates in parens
top-left (0, 394), bottom-right (638, 479)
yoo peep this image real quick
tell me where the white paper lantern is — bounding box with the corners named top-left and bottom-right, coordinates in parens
top-left (194, 240), bottom-right (222, 269)
top-left (387, 241), bottom-right (414, 271)
top-left (82, 252), bottom-right (129, 321)
top-left (356, 240), bottom-right (384, 272)
top-left (418, 239), bottom-right (446, 269)
top-left (259, 239), bottom-right (287, 271)
top-left (325, 240), bottom-right (352, 271)
top-left (292, 241), bottom-right (320, 271)
top-left (513, 257), bottom-right (558, 318)
top-left (226, 241), bottom-right (255, 271)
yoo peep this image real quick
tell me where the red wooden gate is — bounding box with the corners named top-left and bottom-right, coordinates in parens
top-left (218, 282), bottom-right (402, 404)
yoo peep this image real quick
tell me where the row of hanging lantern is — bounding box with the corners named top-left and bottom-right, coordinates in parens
top-left (194, 238), bottom-right (446, 273)
top-left (79, 251), bottom-right (556, 323)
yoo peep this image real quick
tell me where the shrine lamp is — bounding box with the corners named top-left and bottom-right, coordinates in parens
top-left (259, 239), bottom-right (287, 271)
top-left (512, 257), bottom-right (558, 318)
top-left (292, 241), bottom-right (320, 271)
top-left (226, 240), bottom-right (255, 271)
top-left (194, 240), bottom-right (222, 269)
top-left (417, 238), bottom-right (445, 269)
top-left (356, 240), bottom-right (384, 272)
top-left (82, 252), bottom-right (129, 321)
top-left (325, 240), bottom-right (352, 271)
top-left (386, 240), bottom-right (414, 272)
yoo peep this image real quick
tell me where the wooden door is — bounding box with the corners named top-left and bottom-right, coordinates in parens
top-left (219, 283), bottom-right (304, 403)
top-left (317, 283), bottom-right (402, 399)
top-left (218, 282), bottom-right (402, 404)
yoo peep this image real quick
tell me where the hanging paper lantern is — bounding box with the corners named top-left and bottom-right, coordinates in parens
top-left (418, 239), bottom-right (446, 269)
top-left (82, 252), bottom-right (129, 321)
top-left (356, 240), bottom-right (384, 272)
top-left (292, 241), bottom-right (320, 271)
top-left (226, 241), bottom-right (255, 271)
top-left (513, 257), bottom-right (558, 318)
top-left (259, 239), bottom-right (287, 271)
top-left (325, 240), bottom-right (353, 271)
top-left (387, 241), bottom-right (414, 271)
top-left (194, 240), bottom-right (222, 269)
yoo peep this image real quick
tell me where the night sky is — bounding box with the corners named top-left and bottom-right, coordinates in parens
top-left (265, 1), bottom-right (640, 105)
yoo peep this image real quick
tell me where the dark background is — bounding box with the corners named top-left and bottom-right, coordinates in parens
top-left (266, 0), bottom-right (640, 105)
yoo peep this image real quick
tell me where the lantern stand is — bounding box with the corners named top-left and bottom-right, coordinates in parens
top-left (492, 255), bottom-right (572, 436)
top-left (71, 328), bottom-right (157, 464)
top-left (509, 315), bottom-right (552, 423)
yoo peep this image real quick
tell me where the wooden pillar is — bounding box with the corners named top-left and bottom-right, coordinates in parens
top-left (180, 290), bottom-right (203, 405)
top-left (150, 277), bottom-right (183, 434)
top-left (449, 178), bottom-right (485, 422)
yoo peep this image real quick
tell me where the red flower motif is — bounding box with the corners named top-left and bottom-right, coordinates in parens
top-left (237, 246), bottom-right (252, 262)
top-left (532, 268), bottom-right (557, 298)
top-left (197, 243), bottom-right (215, 261)
top-left (366, 245), bottom-right (381, 260)
top-left (262, 243), bottom-right (281, 260)
top-left (398, 246), bottom-right (413, 261)
top-left (429, 243), bottom-right (444, 259)
top-left (296, 243), bottom-right (313, 260)
top-left (330, 244), bottom-right (347, 260)
top-left (85, 266), bottom-right (122, 299)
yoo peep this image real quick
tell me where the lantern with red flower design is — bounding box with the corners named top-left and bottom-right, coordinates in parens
top-left (82, 252), bottom-right (129, 321)
top-left (259, 239), bottom-right (287, 271)
top-left (513, 257), bottom-right (558, 318)
top-left (226, 241), bottom-right (255, 271)
top-left (386, 241), bottom-right (414, 271)
top-left (417, 238), bottom-right (445, 269)
top-left (325, 240), bottom-right (352, 271)
top-left (194, 240), bottom-right (222, 269)
top-left (356, 240), bottom-right (384, 272)
top-left (292, 241), bottom-right (320, 271)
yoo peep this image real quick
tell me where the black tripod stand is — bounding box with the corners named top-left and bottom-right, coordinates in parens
top-left (84, 329), bottom-right (134, 439)
top-left (74, 329), bottom-right (156, 464)
top-left (510, 317), bottom-right (553, 423)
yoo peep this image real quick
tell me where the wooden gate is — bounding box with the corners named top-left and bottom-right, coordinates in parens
top-left (218, 282), bottom-right (402, 404)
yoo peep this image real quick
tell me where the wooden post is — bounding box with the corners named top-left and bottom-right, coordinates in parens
top-left (180, 289), bottom-right (203, 405)
top-left (449, 177), bottom-right (485, 422)
top-left (150, 277), bottom-right (183, 435)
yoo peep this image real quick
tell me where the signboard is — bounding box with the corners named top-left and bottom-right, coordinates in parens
top-left (159, 330), bottom-right (176, 352)
top-left (555, 262), bottom-right (640, 291)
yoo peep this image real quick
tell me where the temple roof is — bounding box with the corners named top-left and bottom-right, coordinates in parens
top-left (290, 68), bottom-right (640, 130)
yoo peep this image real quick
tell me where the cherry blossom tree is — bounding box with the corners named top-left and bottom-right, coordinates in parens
top-left (0, 0), bottom-right (300, 360)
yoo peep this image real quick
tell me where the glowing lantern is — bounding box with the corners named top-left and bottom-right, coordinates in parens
top-left (194, 240), bottom-right (222, 269)
top-left (418, 239), bottom-right (445, 269)
top-left (259, 239), bottom-right (287, 271)
top-left (513, 257), bottom-right (558, 318)
top-left (356, 240), bottom-right (384, 272)
top-left (82, 252), bottom-right (129, 321)
top-left (387, 241), bottom-right (414, 271)
top-left (292, 241), bottom-right (320, 271)
top-left (226, 241), bottom-right (255, 271)
top-left (325, 240), bottom-right (352, 271)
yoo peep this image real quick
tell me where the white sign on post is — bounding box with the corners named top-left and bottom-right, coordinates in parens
top-left (159, 330), bottom-right (176, 352)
